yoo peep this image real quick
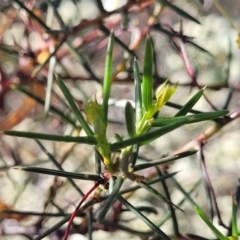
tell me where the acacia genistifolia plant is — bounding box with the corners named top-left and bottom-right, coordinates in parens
top-left (2, 33), bottom-right (237, 240)
top-left (1, 1), bottom-right (240, 240)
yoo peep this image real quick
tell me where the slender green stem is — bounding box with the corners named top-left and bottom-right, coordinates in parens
top-left (97, 176), bottom-right (124, 222)
top-left (102, 31), bottom-right (114, 126)
top-left (117, 195), bottom-right (170, 240)
top-left (56, 76), bottom-right (94, 136)
top-left (3, 131), bottom-right (96, 144)
top-left (134, 58), bottom-right (143, 123)
top-left (142, 36), bottom-right (153, 112)
top-left (134, 151), bottom-right (197, 172)
top-left (111, 118), bottom-right (187, 151)
top-left (16, 167), bottom-right (99, 181)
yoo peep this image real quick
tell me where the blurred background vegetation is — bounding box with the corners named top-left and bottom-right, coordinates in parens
top-left (0, 0), bottom-right (239, 239)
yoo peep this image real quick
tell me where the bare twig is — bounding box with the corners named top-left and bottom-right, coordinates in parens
top-left (198, 141), bottom-right (229, 229)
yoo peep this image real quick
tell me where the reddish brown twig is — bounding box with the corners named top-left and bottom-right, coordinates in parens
top-left (198, 141), bottom-right (229, 229)
top-left (63, 176), bottom-right (107, 240)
